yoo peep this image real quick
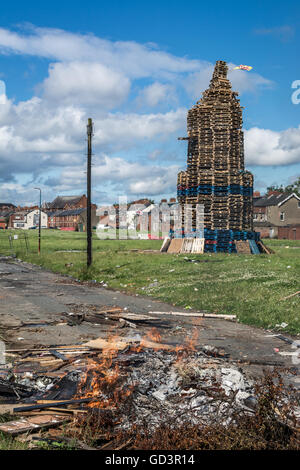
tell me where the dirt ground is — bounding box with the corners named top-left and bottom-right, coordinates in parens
top-left (0, 256), bottom-right (299, 389)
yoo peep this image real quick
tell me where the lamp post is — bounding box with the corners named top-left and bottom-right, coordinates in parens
top-left (34, 187), bottom-right (41, 255)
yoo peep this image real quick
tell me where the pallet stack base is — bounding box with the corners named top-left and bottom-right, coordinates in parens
top-left (170, 228), bottom-right (260, 253)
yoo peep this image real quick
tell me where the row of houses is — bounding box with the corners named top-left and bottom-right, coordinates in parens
top-left (0, 195), bottom-right (97, 231)
top-left (1, 191), bottom-right (300, 238)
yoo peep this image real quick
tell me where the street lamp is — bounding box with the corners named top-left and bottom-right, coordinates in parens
top-left (34, 187), bottom-right (41, 255)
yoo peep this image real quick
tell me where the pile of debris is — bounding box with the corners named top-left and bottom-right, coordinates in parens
top-left (1, 320), bottom-right (299, 449)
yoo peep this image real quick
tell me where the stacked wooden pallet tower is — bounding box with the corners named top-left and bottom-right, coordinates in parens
top-left (171, 60), bottom-right (261, 254)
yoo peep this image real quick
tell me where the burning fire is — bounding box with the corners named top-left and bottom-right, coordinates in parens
top-left (77, 327), bottom-right (200, 409)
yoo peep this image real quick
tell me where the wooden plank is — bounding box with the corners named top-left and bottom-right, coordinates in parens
top-left (148, 311), bottom-right (236, 320)
top-left (13, 398), bottom-right (94, 413)
top-left (160, 237), bottom-right (171, 252)
top-left (108, 312), bottom-right (156, 321)
top-left (0, 403), bottom-right (36, 415)
top-left (191, 238), bottom-right (205, 254)
top-left (83, 337), bottom-right (134, 351)
top-left (235, 240), bottom-right (251, 254)
top-left (167, 238), bottom-right (184, 254)
top-left (0, 414), bottom-right (69, 436)
top-left (180, 238), bottom-right (194, 253)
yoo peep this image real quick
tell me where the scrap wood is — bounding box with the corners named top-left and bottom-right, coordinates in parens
top-left (97, 306), bottom-right (124, 315)
top-left (49, 349), bottom-right (68, 361)
top-left (38, 407), bottom-right (87, 415)
top-left (160, 237), bottom-right (171, 253)
top-left (140, 339), bottom-right (173, 351)
top-left (235, 240), bottom-right (251, 254)
top-left (167, 238), bottom-right (184, 254)
top-left (83, 337), bottom-right (137, 351)
top-left (0, 403), bottom-right (36, 415)
top-left (0, 414), bottom-right (70, 436)
top-left (257, 240), bottom-right (274, 254)
top-left (280, 291), bottom-right (300, 301)
top-left (17, 358), bottom-right (63, 367)
top-left (148, 311), bottom-right (236, 320)
top-left (109, 312), bottom-right (157, 322)
top-left (13, 398), bottom-right (96, 413)
top-left (6, 345), bottom-right (90, 353)
top-left (119, 318), bottom-right (136, 329)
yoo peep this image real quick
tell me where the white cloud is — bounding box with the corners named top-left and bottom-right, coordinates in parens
top-left (42, 61), bottom-right (130, 107)
top-left (45, 154), bottom-right (180, 198)
top-left (137, 82), bottom-right (175, 107)
top-left (0, 26), bottom-right (201, 79)
top-left (0, 91), bottom-right (185, 184)
top-left (245, 126), bottom-right (300, 165)
top-left (93, 108), bottom-right (186, 148)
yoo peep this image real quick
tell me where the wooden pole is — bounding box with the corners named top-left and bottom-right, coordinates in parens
top-left (87, 118), bottom-right (93, 267)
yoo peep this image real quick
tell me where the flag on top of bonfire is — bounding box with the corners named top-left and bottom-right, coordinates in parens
top-left (233, 64), bottom-right (253, 71)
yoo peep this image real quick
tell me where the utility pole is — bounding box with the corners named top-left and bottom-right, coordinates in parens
top-left (87, 118), bottom-right (93, 267)
top-left (34, 187), bottom-right (41, 255)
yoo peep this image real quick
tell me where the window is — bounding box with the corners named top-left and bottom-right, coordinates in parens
top-left (280, 212), bottom-right (285, 221)
top-left (298, 201), bottom-right (300, 208)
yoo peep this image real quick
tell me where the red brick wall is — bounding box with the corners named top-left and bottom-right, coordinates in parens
top-left (278, 226), bottom-right (300, 240)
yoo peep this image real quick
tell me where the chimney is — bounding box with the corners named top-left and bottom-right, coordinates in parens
top-left (253, 191), bottom-right (261, 198)
top-left (161, 199), bottom-right (167, 203)
top-left (169, 197), bottom-right (176, 203)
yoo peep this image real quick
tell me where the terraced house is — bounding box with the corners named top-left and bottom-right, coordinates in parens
top-left (253, 191), bottom-right (300, 239)
top-left (45, 194), bottom-right (97, 231)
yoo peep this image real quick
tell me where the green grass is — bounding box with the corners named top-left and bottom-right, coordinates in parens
top-left (0, 229), bottom-right (299, 334)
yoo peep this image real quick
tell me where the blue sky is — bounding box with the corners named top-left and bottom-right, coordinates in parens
top-left (0, 0), bottom-right (299, 206)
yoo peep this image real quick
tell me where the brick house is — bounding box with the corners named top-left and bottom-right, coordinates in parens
top-left (0, 203), bottom-right (16, 228)
top-left (45, 195), bottom-right (96, 213)
top-left (9, 209), bottom-right (48, 229)
top-left (45, 194), bottom-right (97, 231)
top-left (48, 208), bottom-right (97, 231)
top-left (253, 191), bottom-right (300, 238)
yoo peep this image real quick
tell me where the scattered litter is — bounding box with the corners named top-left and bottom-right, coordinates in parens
top-left (275, 322), bottom-right (289, 329)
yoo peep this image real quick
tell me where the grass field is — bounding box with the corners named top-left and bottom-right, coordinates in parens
top-left (0, 229), bottom-right (299, 334)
